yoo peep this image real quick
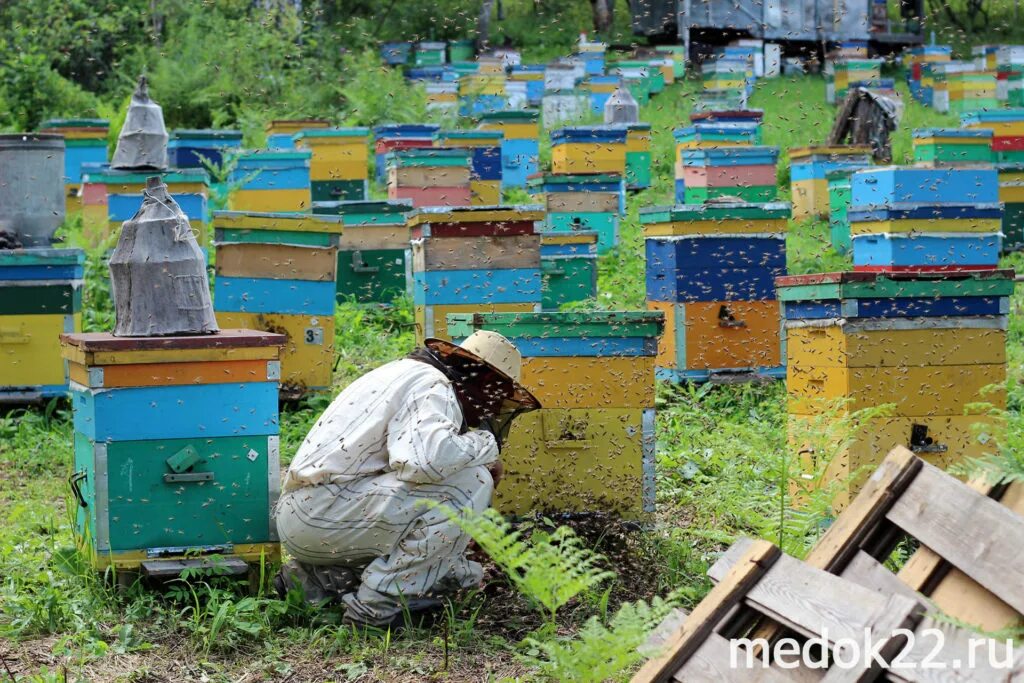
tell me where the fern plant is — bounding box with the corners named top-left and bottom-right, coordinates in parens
top-left (436, 506), bottom-right (615, 625)
top-left (523, 593), bottom-right (683, 683)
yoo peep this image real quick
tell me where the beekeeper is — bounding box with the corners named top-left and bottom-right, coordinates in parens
top-left (274, 331), bottom-right (539, 628)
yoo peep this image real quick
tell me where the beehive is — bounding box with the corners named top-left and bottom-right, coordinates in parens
top-left (678, 146), bottom-right (779, 204)
top-left (961, 109), bottom-right (1024, 163)
top-left (540, 231), bottom-right (598, 310)
top-left (167, 129), bottom-right (242, 169)
top-left (213, 211), bottom-right (343, 394)
top-left (265, 119), bottom-right (329, 149)
top-left (584, 75), bottom-right (619, 113)
top-left (912, 128), bottom-right (994, 166)
top-left (527, 172), bottom-right (625, 253)
top-left (434, 130), bottom-right (504, 205)
top-left (476, 110), bottom-right (540, 189)
top-left (39, 118), bottom-right (109, 214)
top-left (228, 151), bottom-right (311, 213)
top-left (312, 199), bottom-right (413, 304)
top-left (458, 73), bottom-right (509, 117)
top-left (827, 170), bottom-right (855, 255)
top-left (408, 206), bottom-right (543, 342)
top-left (825, 58), bottom-right (883, 104)
top-left (996, 45), bottom-right (1024, 101)
top-left (62, 330), bottom-right (284, 577)
top-left (642, 202), bottom-right (789, 382)
top-left (1, 248), bottom-right (84, 401)
top-left (380, 41), bottom-right (412, 66)
top-left (624, 123), bottom-right (652, 190)
top-left (848, 167), bottom-right (1002, 273)
top-left (373, 124), bottom-right (440, 184)
top-left (778, 270), bottom-right (1013, 507)
top-left (447, 311), bottom-right (664, 517)
top-left (904, 44), bottom-right (952, 105)
top-left (932, 62), bottom-right (998, 114)
top-left (997, 162), bottom-right (1024, 251)
top-left (293, 127), bottom-right (370, 202)
top-left (702, 58), bottom-right (752, 94)
top-left (789, 146), bottom-right (872, 220)
top-left (550, 126), bottom-right (627, 176)
top-left (577, 41), bottom-right (607, 76)
top-left (414, 42), bottom-right (447, 67)
top-left (618, 59), bottom-right (666, 95)
top-left (386, 147), bottom-right (473, 208)
top-left (508, 65), bottom-right (545, 106)
top-left (96, 168), bottom-right (211, 244)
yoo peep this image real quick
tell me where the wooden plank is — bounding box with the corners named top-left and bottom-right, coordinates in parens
top-left (886, 461), bottom-right (1024, 615)
top-left (63, 344), bottom-right (281, 367)
top-left (675, 632), bottom-right (795, 682)
top-left (840, 551), bottom-right (923, 603)
top-left (805, 447), bottom-right (922, 573)
top-left (412, 234), bottom-right (540, 271)
top-left (631, 540), bottom-right (782, 683)
top-left (215, 243), bottom-right (337, 281)
top-left (61, 330), bottom-right (285, 352)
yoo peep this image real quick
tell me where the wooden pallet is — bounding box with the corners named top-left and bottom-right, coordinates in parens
top-left (633, 447), bottom-right (1024, 682)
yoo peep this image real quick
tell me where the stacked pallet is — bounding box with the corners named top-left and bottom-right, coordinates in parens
top-left (539, 231), bottom-right (598, 310)
top-left (527, 172), bottom-right (626, 253)
top-left (932, 61), bottom-right (998, 114)
top-left (95, 169), bottom-right (211, 243)
top-left (677, 146), bottom-right (779, 204)
top-left (779, 270), bottom-right (1011, 506)
top-left (62, 330), bottom-right (284, 585)
top-left (0, 248), bottom-right (84, 402)
top-left (825, 58), bottom-right (883, 104)
top-left (847, 167), bottom-right (1002, 272)
top-left (228, 150), bottom-right (311, 213)
top-left (373, 124), bottom-right (440, 184)
top-left (912, 128), bottom-right (994, 165)
top-left (634, 449), bottom-right (1024, 681)
top-left (904, 44), bottom-right (952, 105)
top-left (265, 119), bottom-right (329, 149)
top-left (996, 45), bottom-right (1024, 101)
top-left (641, 202), bottom-right (789, 383)
top-left (477, 110), bottom-right (540, 189)
top-left (434, 130), bottom-right (504, 205)
top-left (293, 128), bottom-right (370, 202)
top-left (38, 118), bottom-right (109, 214)
top-left (789, 145), bottom-right (872, 220)
top-left (312, 199), bottom-right (413, 304)
top-left (448, 312), bottom-right (663, 517)
top-left (408, 206), bottom-right (543, 342)
top-left (213, 211), bottom-right (343, 395)
top-left (385, 147), bottom-right (473, 208)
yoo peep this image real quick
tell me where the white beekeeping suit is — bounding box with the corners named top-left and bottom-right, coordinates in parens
top-left (276, 331), bottom-right (539, 626)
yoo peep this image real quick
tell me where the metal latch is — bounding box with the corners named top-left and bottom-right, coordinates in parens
top-left (166, 445), bottom-right (201, 473)
top-left (163, 472), bottom-right (214, 483)
top-left (351, 250), bottom-right (380, 274)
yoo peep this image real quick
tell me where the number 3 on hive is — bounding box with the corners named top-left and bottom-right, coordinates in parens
top-left (304, 327), bottom-right (324, 345)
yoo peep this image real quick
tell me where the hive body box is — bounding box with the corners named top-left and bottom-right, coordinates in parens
top-left (527, 172), bottom-right (625, 254)
top-left (912, 128), bottom-right (993, 166)
top-left (168, 129), bottom-right (242, 169)
top-left (509, 66), bottom-right (545, 105)
top-left (92, 168), bottom-right (211, 244)
top-left (824, 58), bottom-right (883, 104)
top-left (904, 45), bottom-right (952, 105)
top-left (265, 119), bottom-right (329, 150)
top-left (997, 162), bottom-right (1024, 251)
top-left (408, 206), bottom-right (544, 342)
top-left (584, 75), bottom-right (618, 113)
top-left (213, 211), bottom-right (342, 394)
top-left (961, 109), bottom-right (1024, 163)
top-left (641, 202), bottom-right (789, 382)
top-left (678, 146), bottom-right (779, 205)
top-left (61, 330), bottom-right (283, 575)
top-left (39, 118), bottom-right (110, 214)
top-left (228, 151), bottom-right (311, 214)
top-left (293, 128), bottom-right (370, 202)
top-left (827, 170), bottom-right (855, 254)
top-left (848, 166), bottom-right (1003, 273)
top-left (434, 130), bottom-right (504, 205)
top-left (540, 231), bottom-right (598, 310)
top-left (550, 126), bottom-right (628, 177)
top-left (624, 123), bottom-right (652, 190)
top-left (447, 312), bottom-right (663, 517)
top-left (476, 110), bottom-right (540, 189)
top-left (312, 199), bottom-right (413, 303)
top-left (788, 146), bottom-right (872, 220)
top-left (458, 73), bottom-right (509, 116)
top-left (0, 249), bottom-right (84, 401)
top-left (386, 148), bottom-right (473, 208)
top-left (777, 270), bottom-right (1013, 507)
top-left (373, 124), bottom-right (441, 184)
top-left (932, 63), bottom-right (998, 114)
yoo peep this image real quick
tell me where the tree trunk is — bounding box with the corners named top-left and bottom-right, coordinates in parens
top-left (592, 0), bottom-right (614, 35)
top-left (477, 0), bottom-right (495, 52)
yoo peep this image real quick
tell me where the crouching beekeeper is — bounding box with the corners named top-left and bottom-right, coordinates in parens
top-left (274, 331), bottom-right (539, 627)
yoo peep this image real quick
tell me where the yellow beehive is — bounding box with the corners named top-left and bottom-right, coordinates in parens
top-left (293, 128), bottom-right (370, 182)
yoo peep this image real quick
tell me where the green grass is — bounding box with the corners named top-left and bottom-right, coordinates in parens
top-left (3, 73), bottom-right (1023, 681)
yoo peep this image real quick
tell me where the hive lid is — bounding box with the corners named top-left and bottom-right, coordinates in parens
top-left (407, 205), bottom-right (545, 226)
top-left (40, 118), bottom-right (110, 129)
top-left (446, 311), bottom-right (665, 340)
top-left (213, 210), bottom-right (344, 233)
top-left (639, 202), bottom-right (791, 223)
top-left (775, 269), bottom-right (1016, 300)
top-left (477, 110), bottom-right (540, 122)
top-left (526, 172), bottom-right (624, 187)
top-left (61, 329), bottom-right (286, 353)
top-left (912, 128), bottom-right (992, 139)
top-left (170, 129), bottom-right (243, 141)
top-left (293, 127), bottom-right (371, 140)
top-left (111, 76), bottom-right (169, 170)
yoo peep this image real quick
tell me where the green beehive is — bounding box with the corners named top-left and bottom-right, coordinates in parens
top-left (540, 231), bottom-right (598, 310)
top-left (827, 170), bottom-right (854, 255)
top-left (313, 199), bottom-right (413, 303)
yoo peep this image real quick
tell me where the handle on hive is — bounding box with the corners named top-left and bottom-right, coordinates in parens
top-left (69, 471), bottom-right (88, 508)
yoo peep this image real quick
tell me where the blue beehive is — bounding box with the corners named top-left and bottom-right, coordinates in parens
top-left (645, 235), bottom-right (786, 302)
top-left (168, 130), bottom-right (243, 169)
